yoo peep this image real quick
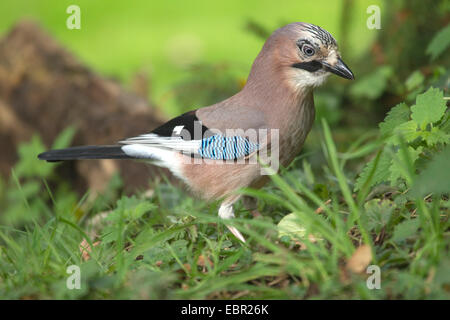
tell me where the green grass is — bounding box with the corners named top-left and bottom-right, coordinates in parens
top-left (0, 100), bottom-right (448, 298)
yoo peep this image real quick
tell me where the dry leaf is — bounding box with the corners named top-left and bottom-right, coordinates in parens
top-left (79, 238), bottom-right (101, 261)
top-left (183, 263), bottom-right (192, 273)
top-left (197, 255), bottom-right (213, 268)
top-left (315, 199), bottom-right (331, 214)
top-left (181, 283), bottom-right (189, 290)
top-left (346, 244), bottom-right (372, 274)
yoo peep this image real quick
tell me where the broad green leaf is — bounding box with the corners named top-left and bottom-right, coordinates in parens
top-left (277, 213), bottom-right (306, 240)
top-left (128, 202), bottom-right (156, 220)
top-left (389, 146), bottom-right (422, 185)
top-left (426, 24), bottom-right (450, 60)
top-left (389, 120), bottom-right (420, 144)
top-left (379, 102), bottom-right (410, 137)
top-left (420, 126), bottom-right (450, 146)
top-left (391, 218), bottom-right (420, 242)
top-left (411, 87), bottom-right (447, 130)
top-left (354, 150), bottom-right (391, 191)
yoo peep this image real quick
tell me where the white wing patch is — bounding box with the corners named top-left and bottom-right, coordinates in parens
top-left (173, 125), bottom-right (184, 135)
top-left (120, 144), bottom-right (187, 182)
top-left (119, 133), bottom-right (201, 154)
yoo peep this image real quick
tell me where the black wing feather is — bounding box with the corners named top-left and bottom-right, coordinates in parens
top-left (152, 110), bottom-right (210, 138)
top-left (38, 145), bottom-right (131, 162)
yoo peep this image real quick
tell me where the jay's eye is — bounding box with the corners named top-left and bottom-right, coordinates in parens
top-left (302, 44), bottom-right (315, 56)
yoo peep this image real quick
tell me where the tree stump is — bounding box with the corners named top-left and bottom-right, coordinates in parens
top-left (0, 20), bottom-right (168, 193)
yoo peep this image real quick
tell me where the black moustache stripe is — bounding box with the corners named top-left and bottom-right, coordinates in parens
top-left (291, 60), bottom-right (323, 72)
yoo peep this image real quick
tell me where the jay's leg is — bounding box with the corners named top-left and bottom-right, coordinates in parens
top-left (218, 197), bottom-right (246, 243)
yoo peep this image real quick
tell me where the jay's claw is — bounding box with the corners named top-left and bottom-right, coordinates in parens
top-left (226, 225), bottom-right (246, 243)
top-left (219, 202), bottom-right (246, 243)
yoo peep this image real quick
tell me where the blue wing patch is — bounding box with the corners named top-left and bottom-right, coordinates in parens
top-left (198, 135), bottom-right (259, 160)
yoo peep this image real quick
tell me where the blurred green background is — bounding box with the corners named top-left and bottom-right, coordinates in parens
top-left (0, 0), bottom-right (383, 116)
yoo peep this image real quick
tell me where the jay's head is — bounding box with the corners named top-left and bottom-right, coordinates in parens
top-left (255, 22), bottom-right (354, 89)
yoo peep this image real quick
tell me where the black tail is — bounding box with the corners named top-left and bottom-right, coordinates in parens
top-left (38, 145), bottom-right (132, 162)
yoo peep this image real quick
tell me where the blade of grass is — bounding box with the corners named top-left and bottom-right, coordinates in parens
top-left (321, 119), bottom-right (374, 257)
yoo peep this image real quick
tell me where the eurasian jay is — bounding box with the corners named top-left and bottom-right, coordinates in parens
top-left (38, 22), bottom-right (354, 243)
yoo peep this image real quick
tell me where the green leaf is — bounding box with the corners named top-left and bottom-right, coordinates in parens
top-left (405, 70), bottom-right (425, 91)
top-left (391, 218), bottom-right (420, 242)
top-left (362, 199), bottom-right (395, 233)
top-left (14, 135), bottom-right (53, 179)
top-left (426, 24), bottom-right (450, 61)
top-left (411, 144), bottom-right (450, 196)
top-left (411, 87), bottom-right (447, 130)
top-left (389, 120), bottom-right (420, 145)
top-left (277, 213), bottom-right (306, 240)
top-left (14, 128), bottom-right (77, 179)
top-left (112, 196), bottom-right (156, 221)
top-left (354, 150), bottom-right (391, 191)
top-left (379, 103), bottom-right (410, 137)
top-left (127, 197), bottom-right (155, 220)
top-left (420, 126), bottom-right (450, 146)
top-left (389, 146), bottom-right (422, 185)
top-left (439, 112), bottom-right (450, 134)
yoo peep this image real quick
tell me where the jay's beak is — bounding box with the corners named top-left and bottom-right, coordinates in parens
top-left (322, 58), bottom-right (354, 80)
